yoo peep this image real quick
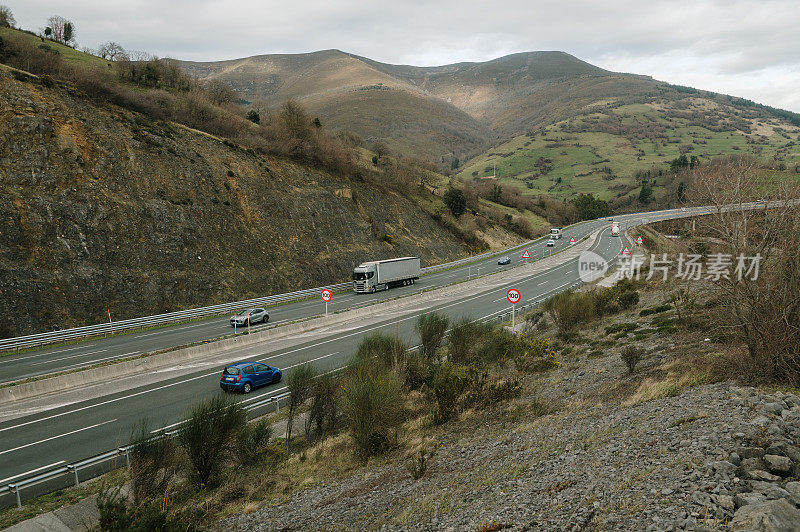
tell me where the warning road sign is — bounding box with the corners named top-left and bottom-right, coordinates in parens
top-left (621, 246), bottom-right (631, 256)
top-left (321, 289), bottom-right (332, 302)
top-left (506, 288), bottom-right (521, 305)
top-left (521, 249), bottom-right (530, 259)
top-left (636, 235), bottom-right (643, 245)
top-left (569, 236), bottom-right (576, 244)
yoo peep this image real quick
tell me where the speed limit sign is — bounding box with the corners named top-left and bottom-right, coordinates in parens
top-left (506, 288), bottom-right (521, 305)
top-left (321, 289), bottom-right (332, 302)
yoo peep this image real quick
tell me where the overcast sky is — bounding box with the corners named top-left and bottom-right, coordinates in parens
top-left (7, 0), bottom-right (800, 112)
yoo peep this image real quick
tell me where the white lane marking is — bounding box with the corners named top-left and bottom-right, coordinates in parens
top-left (151, 351), bottom-right (341, 433)
top-left (0, 419), bottom-right (116, 456)
top-left (30, 349), bottom-right (108, 366)
top-left (1, 233), bottom-right (608, 433)
top-left (0, 345), bottom-right (99, 365)
top-left (0, 461), bottom-right (66, 484)
top-left (50, 352), bottom-right (140, 372)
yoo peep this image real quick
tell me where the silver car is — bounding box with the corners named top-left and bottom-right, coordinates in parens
top-left (230, 308), bottom-right (269, 327)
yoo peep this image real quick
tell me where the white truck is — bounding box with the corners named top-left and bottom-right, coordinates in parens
top-left (611, 221), bottom-right (620, 237)
top-left (549, 227), bottom-right (563, 240)
top-left (352, 257), bottom-right (421, 293)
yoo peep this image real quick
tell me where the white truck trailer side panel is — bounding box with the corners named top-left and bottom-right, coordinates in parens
top-left (375, 257), bottom-right (421, 284)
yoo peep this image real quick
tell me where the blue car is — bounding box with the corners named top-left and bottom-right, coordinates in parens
top-left (220, 361), bottom-right (282, 394)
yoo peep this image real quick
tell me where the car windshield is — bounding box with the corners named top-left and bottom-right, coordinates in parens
top-left (236, 309), bottom-right (250, 316)
top-left (223, 367), bottom-right (239, 376)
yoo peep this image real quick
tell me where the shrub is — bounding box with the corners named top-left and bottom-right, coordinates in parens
top-left (476, 327), bottom-right (526, 366)
top-left (355, 332), bottom-right (407, 372)
top-left (443, 188), bottom-right (466, 217)
top-left (542, 290), bottom-right (597, 335)
top-left (308, 372), bottom-right (338, 439)
top-left (621, 346), bottom-right (644, 373)
top-left (341, 364), bottom-right (405, 457)
top-left (640, 304), bottom-right (672, 317)
top-left (177, 394), bottom-right (246, 489)
top-left (97, 486), bottom-right (195, 532)
top-left (428, 361), bottom-right (472, 424)
top-left (514, 337), bottom-right (559, 373)
top-left (448, 317), bottom-right (491, 363)
top-left (466, 377), bottom-right (522, 407)
top-left (617, 290), bottom-right (640, 310)
top-left (407, 447), bottom-right (432, 480)
top-left (403, 351), bottom-right (429, 390)
top-left (286, 364), bottom-right (316, 445)
top-left (416, 312), bottom-right (449, 359)
top-left (604, 323), bottom-right (638, 335)
top-left (128, 421), bottom-right (177, 504)
top-left (236, 418), bottom-right (273, 462)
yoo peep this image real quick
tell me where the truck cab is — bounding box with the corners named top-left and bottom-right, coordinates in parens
top-left (550, 227), bottom-right (562, 239)
top-left (352, 264), bottom-right (378, 293)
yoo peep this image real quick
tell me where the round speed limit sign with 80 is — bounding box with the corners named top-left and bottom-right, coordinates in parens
top-left (321, 289), bottom-right (332, 302)
top-left (506, 288), bottom-right (521, 305)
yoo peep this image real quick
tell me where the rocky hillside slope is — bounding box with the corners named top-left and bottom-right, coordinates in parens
top-left (0, 68), bottom-right (475, 337)
top-left (227, 308), bottom-right (800, 531)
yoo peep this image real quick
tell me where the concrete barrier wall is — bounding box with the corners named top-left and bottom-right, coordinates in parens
top-left (0, 230), bottom-right (600, 405)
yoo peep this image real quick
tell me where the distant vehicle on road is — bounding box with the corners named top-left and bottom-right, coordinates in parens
top-left (230, 308), bottom-right (269, 327)
top-left (546, 239), bottom-right (555, 247)
top-left (549, 227), bottom-right (562, 239)
top-left (220, 361), bottom-right (282, 393)
top-left (497, 256), bottom-right (511, 265)
top-left (611, 221), bottom-right (620, 237)
top-left (353, 257), bottom-right (421, 293)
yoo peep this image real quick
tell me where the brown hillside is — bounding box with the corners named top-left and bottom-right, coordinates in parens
top-left (0, 68), bottom-right (474, 337)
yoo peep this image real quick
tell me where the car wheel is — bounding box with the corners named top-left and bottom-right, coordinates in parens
top-left (242, 382), bottom-right (252, 394)
top-left (272, 373), bottom-right (281, 384)
top-left (264, 315), bottom-right (269, 323)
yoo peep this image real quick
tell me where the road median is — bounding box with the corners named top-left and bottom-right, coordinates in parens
top-left (0, 230), bottom-right (600, 407)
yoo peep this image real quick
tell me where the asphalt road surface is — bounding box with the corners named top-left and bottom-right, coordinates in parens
top-left (0, 206), bottom-right (715, 502)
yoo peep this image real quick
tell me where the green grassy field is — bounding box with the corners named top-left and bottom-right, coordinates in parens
top-left (0, 28), bottom-right (108, 66)
top-left (457, 99), bottom-right (800, 202)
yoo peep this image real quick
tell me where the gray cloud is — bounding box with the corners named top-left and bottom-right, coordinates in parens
top-left (7, 0), bottom-right (800, 111)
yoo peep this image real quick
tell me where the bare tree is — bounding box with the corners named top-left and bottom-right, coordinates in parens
top-left (45, 15), bottom-right (77, 46)
top-left (97, 41), bottom-right (126, 61)
top-left (0, 5), bottom-right (15, 27)
top-left (690, 155), bottom-right (800, 385)
top-left (203, 79), bottom-right (236, 106)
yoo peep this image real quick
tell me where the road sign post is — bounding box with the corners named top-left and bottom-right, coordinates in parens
top-left (506, 288), bottom-right (521, 329)
top-left (321, 289), bottom-right (332, 316)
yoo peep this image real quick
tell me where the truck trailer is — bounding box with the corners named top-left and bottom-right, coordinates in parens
top-left (352, 257), bottom-right (421, 293)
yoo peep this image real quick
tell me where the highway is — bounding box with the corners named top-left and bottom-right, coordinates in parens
top-left (0, 218), bottom-right (598, 384)
top-left (0, 206), bottom-right (709, 504)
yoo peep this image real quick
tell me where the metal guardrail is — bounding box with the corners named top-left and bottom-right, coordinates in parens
top-left (0, 389), bottom-right (292, 509)
top-left (0, 203), bottom-right (780, 509)
top-left (0, 201), bottom-right (775, 352)
top-left (0, 233), bottom-right (553, 352)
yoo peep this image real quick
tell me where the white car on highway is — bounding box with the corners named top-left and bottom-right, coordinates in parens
top-left (230, 308), bottom-right (269, 327)
top-left (546, 239), bottom-right (556, 247)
